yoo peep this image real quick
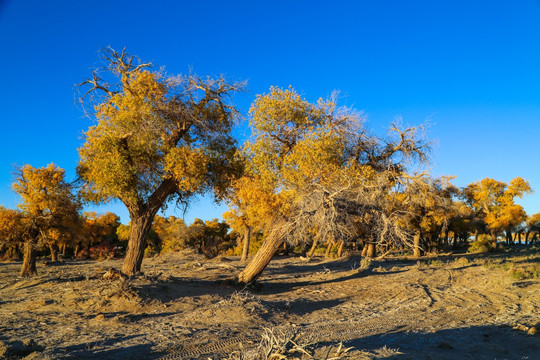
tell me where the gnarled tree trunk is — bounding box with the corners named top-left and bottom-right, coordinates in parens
top-left (21, 240), bottom-right (37, 277)
top-left (241, 225), bottom-right (251, 262)
top-left (235, 221), bottom-right (289, 285)
top-left (121, 212), bottom-right (154, 275)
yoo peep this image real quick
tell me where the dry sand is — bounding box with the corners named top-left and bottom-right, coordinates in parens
top-left (0, 248), bottom-right (539, 359)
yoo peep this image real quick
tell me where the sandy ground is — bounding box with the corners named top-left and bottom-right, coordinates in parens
top-left (0, 248), bottom-right (539, 359)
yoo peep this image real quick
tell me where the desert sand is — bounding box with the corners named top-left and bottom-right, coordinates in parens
top-left (0, 248), bottom-right (539, 359)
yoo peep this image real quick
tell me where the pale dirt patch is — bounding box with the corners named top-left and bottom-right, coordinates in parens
top-left (0, 249), bottom-right (539, 359)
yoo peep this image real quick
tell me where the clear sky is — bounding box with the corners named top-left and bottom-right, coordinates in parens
top-left (1, 0), bottom-right (539, 224)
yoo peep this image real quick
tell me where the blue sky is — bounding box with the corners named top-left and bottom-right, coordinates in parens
top-left (1, 0), bottom-right (539, 224)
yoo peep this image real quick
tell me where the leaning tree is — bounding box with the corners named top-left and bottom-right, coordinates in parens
top-left (77, 47), bottom-right (243, 275)
top-left (233, 87), bottom-right (429, 284)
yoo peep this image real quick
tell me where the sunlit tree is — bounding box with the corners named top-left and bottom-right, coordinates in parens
top-left (224, 171), bottom-right (278, 261)
top-left (0, 207), bottom-right (26, 260)
top-left (464, 177), bottom-right (531, 248)
top-left (393, 175), bottom-right (458, 257)
top-left (77, 47), bottom-right (243, 275)
top-left (233, 87), bottom-right (429, 284)
top-left (12, 164), bottom-right (80, 276)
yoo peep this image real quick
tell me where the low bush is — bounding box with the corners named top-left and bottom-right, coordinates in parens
top-left (468, 234), bottom-right (494, 253)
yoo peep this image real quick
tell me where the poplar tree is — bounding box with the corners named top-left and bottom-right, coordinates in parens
top-left (77, 48), bottom-right (242, 275)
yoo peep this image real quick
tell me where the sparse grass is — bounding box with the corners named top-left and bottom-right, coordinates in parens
top-left (454, 256), bottom-right (469, 266)
top-left (481, 253), bottom-right (540, 280)
top-left (482, 258), bottom-right (504, 269)
top-left (370, 345), bottom-right (403, 359)
top-left (508, 263), bottom-right (540, 280)
top-left (429, 259), bottom-right (444, 267)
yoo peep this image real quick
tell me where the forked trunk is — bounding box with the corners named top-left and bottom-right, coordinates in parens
top-left (121, 213), bottom-right (154, 275)
top-left (241, 225), bottom-right (251, 262)
top-left (413, 231), bottom-right (422, 258)
top-left (49, 244), bottom-right (58, 262)
top-left (235, 231), bottom-right (285, 285)
top-left (21, 240), bottom-right (37, 277)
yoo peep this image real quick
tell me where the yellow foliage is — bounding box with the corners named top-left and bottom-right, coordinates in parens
top-left (465, 177), bottom-right (531, 234)
top-left (12, 164), bottom-right (79, 225)
top-left (164, 147), bottom-right (209, 192)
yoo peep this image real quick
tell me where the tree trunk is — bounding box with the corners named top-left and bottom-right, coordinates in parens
top-left (506, 230), bottom-right (512, 245)
top-left (337, 240), bottom-right (344, 258)
top-left (49, 244), bottom-right (58, 262)
top-left (241, 225), bottom-right (251, 262)
top-left (361, 242), bottom-right (368, 257)
top-left (281, 242), bottom-right (289, 255)
top-left (307, 239), bottom-right (318, 258)
top-left (525, 230), bottom-right (530, 245)
top-left (21, 240), bottom-right (37, 277)
top-left (61, 243), bottom-right (67, 257)
top-left (490, 231), bottom-right (498, 249)
top-left (121, 213), bottom-right (154, 275)
top-left (413, 231), bottom-right (422, 258)
top-left (235, 230), bottom-right (285, 285)
top-left (325, 242), bottom-right (333, 258)
top-left (366, 242), bottom-right (376, 258)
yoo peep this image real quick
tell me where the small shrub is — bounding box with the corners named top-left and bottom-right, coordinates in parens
top-left (77, 241), bottom-right (121, 261)
top-left (360, 257), bottom-right (372, 271)
top-left (313, 246), bottom-right (328, 255)
top-left (468, 234), bottom-right (494, 253)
